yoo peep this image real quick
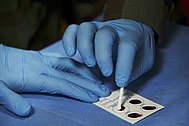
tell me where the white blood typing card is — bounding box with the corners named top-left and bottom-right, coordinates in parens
top-left (94, 89), bottom-right (164, 124)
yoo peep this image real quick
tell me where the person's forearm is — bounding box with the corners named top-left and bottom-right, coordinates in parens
top-left (103, 0), bottom-right (174, 40)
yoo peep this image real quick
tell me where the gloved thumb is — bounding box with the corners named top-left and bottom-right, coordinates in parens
top-left (0, 82), bottom-right (32, 117)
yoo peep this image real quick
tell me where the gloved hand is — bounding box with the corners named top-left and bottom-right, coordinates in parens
top-left (0, 44), bottom-right (110, 116)
top-left (62, 19), bottom-right (155, 87)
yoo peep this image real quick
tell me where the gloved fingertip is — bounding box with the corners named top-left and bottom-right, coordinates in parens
top-left (84, 58), bottom-right (96, 67)
top-left (88, 92), bottom-right (99, 102)
top-left (1, 87), bottom-right (33, 117)
top-left (66, 47), bottom-right (75, 57)
top-left (115, 75), bottom-right (129, 87)
top-left (99, 85), bottom-right (111, 97)
top-left (117, 83), bottom-right (128, 88)
top-left (100, 67), bottom-right (112, 77)
top-left (17, 103), bottom-right (32, 117)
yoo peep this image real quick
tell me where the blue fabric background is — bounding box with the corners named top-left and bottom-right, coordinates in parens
top-left (0, 22), bottom-right (189, 126)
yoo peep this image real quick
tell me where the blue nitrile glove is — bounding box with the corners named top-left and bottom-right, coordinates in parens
top-left (62, 19), bottom-right (155, 87)
top-left (0, 44), bottom-right (110, 116)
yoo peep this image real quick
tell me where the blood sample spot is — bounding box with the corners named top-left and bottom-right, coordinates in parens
top-left (113, 105), bottom-right (129, 113)
top-left (118, 105), bottom-right (125, 111)
top-left (142, 105), bottom-right (157, 110)
top-left (127, 113), bottom-right (142, 118)
top-left (129, 99), bottom-right (142, 104)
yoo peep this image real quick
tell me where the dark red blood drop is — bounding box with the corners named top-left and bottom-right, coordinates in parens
top-left (129, 99), bottom-right (142, 104)
top-left (142, 106), bottom-right (157, 110)
top-left (128, 113), bottom-right (142, 118)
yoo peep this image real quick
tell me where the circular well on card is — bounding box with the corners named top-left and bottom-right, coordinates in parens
top-left (112, 105), bottom-right (129, 113)
top-left (126, 112), bottom-right (143, 119)
top-left (128, 97), bottom-right (143, 105)
top-left (141, 105), bottom-right (157, 111)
